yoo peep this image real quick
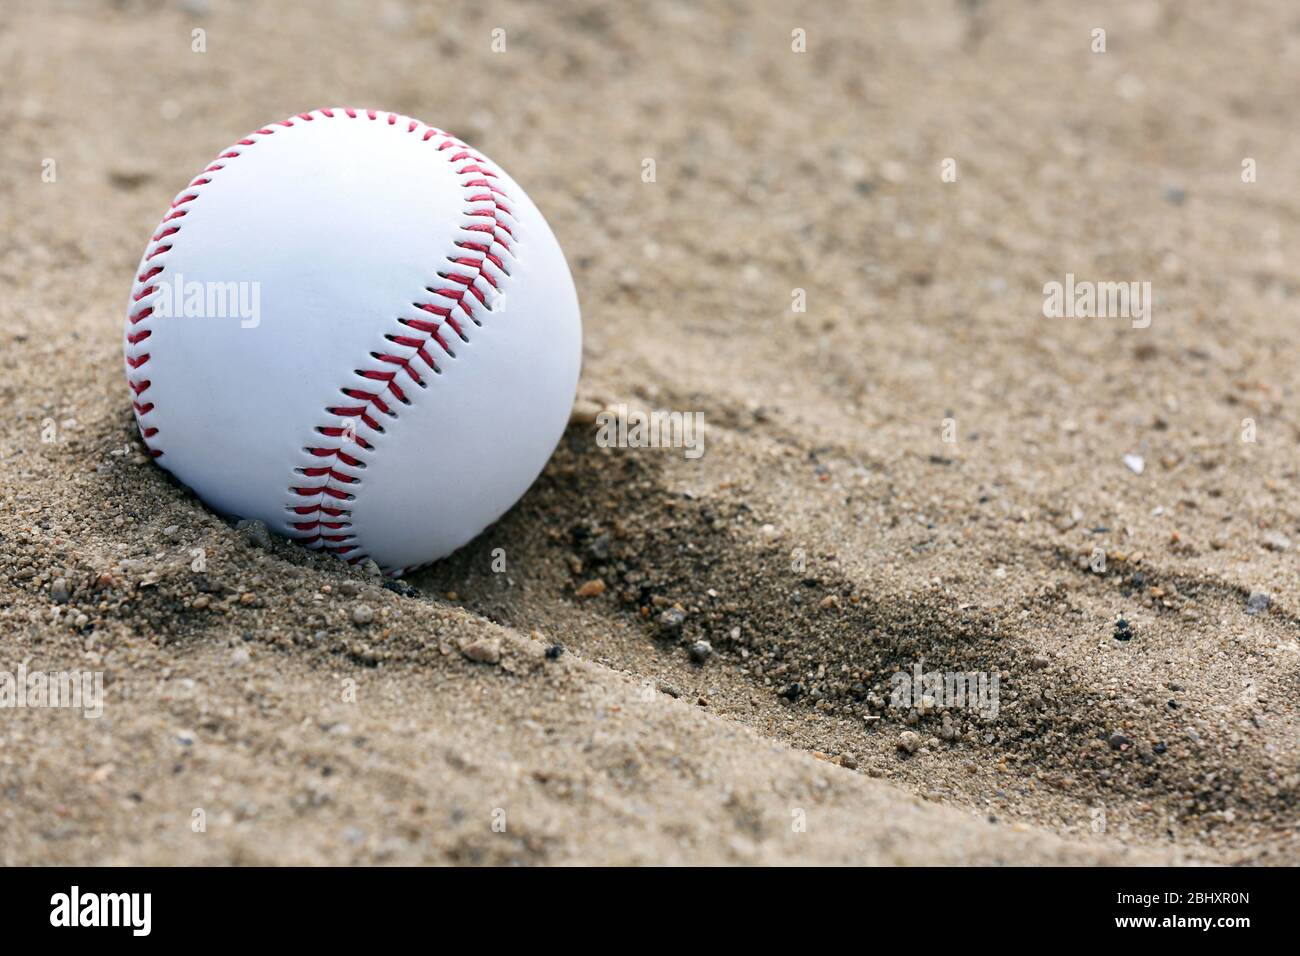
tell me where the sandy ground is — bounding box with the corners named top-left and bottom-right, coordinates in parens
top-left (1, 0), bottom-right (1298, 865)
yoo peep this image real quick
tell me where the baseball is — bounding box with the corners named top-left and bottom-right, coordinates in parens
top-left (124, 108), bottom-right (582, 573)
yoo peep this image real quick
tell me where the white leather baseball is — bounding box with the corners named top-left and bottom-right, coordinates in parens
top-left (124, 108), bottom-right (582, 573)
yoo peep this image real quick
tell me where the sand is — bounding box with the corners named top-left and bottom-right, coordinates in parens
top-left (1, 0), bottom-right (1296, 865)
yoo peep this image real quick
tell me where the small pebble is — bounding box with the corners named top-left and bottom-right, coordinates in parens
top-left (1262, 531), bottom-right (1291, 552)
top-left (897, 731), bottom-right (920, 754)
top-left (544, 644), bottom-right (564, 660)
top-left (688, 639), bottom-right (713, 664)
top-left (1030, 654), bottom-right (1050, 670)
top-left (1122, 454), bottom-right (1145, 475)
top-left (1245, 591), bottom-right (1271, 615)
top-left (576, 579), bottom-right (606, 598)
top-left (657, 680), bottom-right (682, 698)
top-left (657, 606), bottom-right (686, 635)
top-left (50, 578), bottom-right (70, 604)
top-left (1108, 732), bottom-right (1131, 750)
top-left (351, 605), bottom-right (374, 626)
top-left (231, 646), bottom-right (251, 666)
top-left (586, 534), bottom-right (611, 560)
top-left (462, 638), bottom-right (501, 664)
top-left (382, 578), bottom-right (419, 598)
top-left (1113, 618), bottom-right (1133, 641)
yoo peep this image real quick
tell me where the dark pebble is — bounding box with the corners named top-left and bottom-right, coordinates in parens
top-left (381, 579), bottom-right (420, 598)
top-left (657, 606), bottom-right (686, 635)
top-left (587, 534), bottom-right (611, 561)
